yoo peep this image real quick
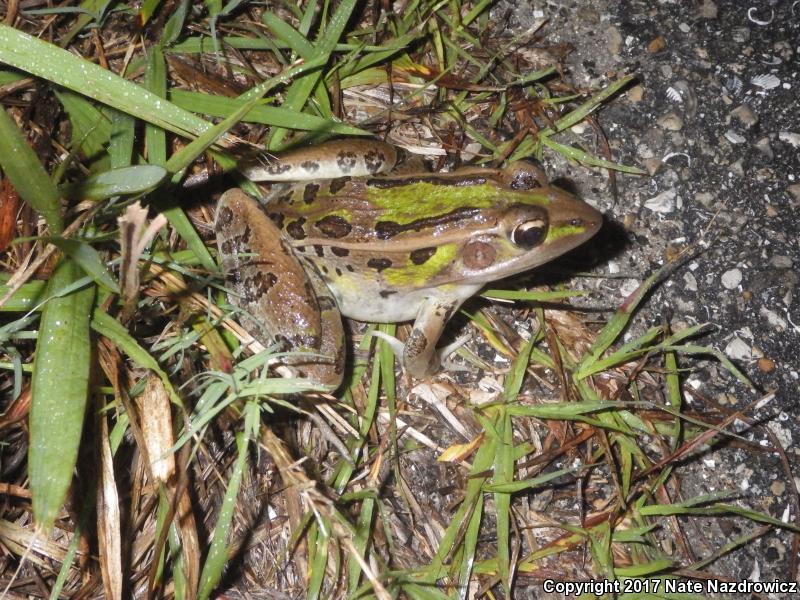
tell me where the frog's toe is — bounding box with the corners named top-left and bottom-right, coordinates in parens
top-left (438, 334), bottom-right (471, 363)
top-left (370, 330), bottom-right (405, 360)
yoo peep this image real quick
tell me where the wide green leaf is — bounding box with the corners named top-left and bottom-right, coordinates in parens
top-left (61, 165), bottom-right (167, 200)
top-left (0, 106), bottom-right (62, 233)
top-left (29, 258), bottom-right (96, 530)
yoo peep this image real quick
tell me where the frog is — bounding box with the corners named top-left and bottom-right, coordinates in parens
top-left (214, 139), bottom-right (602, 391)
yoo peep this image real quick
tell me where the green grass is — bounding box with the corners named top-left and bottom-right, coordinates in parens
top-left (0, 2), bottom-right (789, 599)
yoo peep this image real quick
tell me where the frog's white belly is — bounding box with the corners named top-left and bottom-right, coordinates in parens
top-left (329, 282), bottom-right (483, 323)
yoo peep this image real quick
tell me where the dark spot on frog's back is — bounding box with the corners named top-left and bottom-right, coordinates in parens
top-left (303, 183), bottom-right (320, 204)
top-left (301, 160), bottom-right (320, 173)
top-left (267, 162), bottom-right (292, 176)
top-left (336, 151), bottom-right (357, 173)
top-left (379, 290), bottom-right (397, 298)
top-left (367, 257), bottom-right (392, 271)
top-left (216, 206), bottom-right (234, 229)
top-left (331, 246), bottom-right (349, 257)
top-left (286, 218), bottom-right (307, 240)
top-left (241, 225), bottom-right (252, 244)
top-left (314, 245), bottom-right (325, 257)
top-left (315, 215), bottom-right (352, 238)
top-left (410, 246), bottom-right (437, 265)
top-left (328, 177), bottom-right (350, 194)
top-left (364, 149), bottom-right (386, 174)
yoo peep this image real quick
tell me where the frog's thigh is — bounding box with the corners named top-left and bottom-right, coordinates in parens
top-left (403, 296), bottom-right (463, 379)
top-left (215, 189), bottom-right (344, 390)
top-left (304, 265), bottom-right (345, 388)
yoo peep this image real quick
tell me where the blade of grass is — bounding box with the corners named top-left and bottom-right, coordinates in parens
top-left (540, 136), bottom-right (644, 173)
top-left (54, 90), bottom-right (113, 167)
top-left (0, 281), bottom-right (46, 312)
top-left (0, 25), bottom-right (327, 147)
top-left (266, 0), bottom-right (358, 148)
top-left (0, 106), bottom-right (62, 233)
top-left (90, 308), bottom-right (181, 405)
top-left (169, 89), bottom-right (368, 134)
top-left (61, 165), bottom-right (167, 200)
top-left (197, 403), bottom-right (256, 600)
top-left (29, 258), bottom-right (95, 529)
top-left (481, 288), bottom-right (588, 302)
top-left (575, 258), bottom-right (691, 378)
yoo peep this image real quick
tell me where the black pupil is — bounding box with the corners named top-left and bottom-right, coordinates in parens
top-left (513, 222), bottom-right (546, 247)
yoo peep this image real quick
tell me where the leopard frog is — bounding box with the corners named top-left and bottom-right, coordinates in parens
top-left (214, 139), bottom-right (602, 390)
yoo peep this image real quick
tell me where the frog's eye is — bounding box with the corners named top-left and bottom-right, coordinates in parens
top-left (511, 219), bottom-right (547, 248)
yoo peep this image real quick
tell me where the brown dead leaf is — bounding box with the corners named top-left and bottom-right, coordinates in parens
top-left (0, 178), bottom-right (20, 253)
top-left (118, 201), bottom-right (167, 323)
top-left (97, 405), bottom-right (123, 600)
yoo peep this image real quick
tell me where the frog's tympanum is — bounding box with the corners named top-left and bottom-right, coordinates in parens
top-left (215, 140), bottom-right (602, 390)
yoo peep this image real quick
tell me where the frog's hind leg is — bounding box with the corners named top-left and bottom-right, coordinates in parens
top-left (215, 189), bottom-right (344, 391)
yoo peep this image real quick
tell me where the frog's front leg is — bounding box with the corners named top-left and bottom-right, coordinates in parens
top-left (402, 295), bottom-right (470, 379)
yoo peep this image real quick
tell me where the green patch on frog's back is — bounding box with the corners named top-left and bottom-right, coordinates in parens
top-left (364, 181), bottom-right (553, 225)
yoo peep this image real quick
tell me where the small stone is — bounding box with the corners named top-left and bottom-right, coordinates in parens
top-left (778, 131), bottom-right (800, 148)
top-left (767, 422), bottom-right (792, 450)
top-left (742, 290), bottom-right (753, 301)
top-left (724, 130), bottom-right (746, 144)
top-left (657, 112), bottom-right (684, 131)
top-left (731, 27), bottom-right (750, 43)
top-left (758, 357), bottom-right (776, 373)
top-left (770, 255), bottom-right (793, 269)
top-left (644, 188), bottom-right (677, 213)
top-left (730, 104), bottom-right (758, 128)
top-left (770, 480), bottom-right (785, 496)
top-left (627, 85), bottom-right (644, 102)
top-left (647, 36), bottom-right (666, 53)
top-left (760, 307), bottom-right (788, 330)
top-left (787, 184), bottom-right (800, 203)
top-left (678, 22), bottom-right (690, 33)
top-left (606, 26), bottom-right (623, 55)
top-left (695, 191), bottom-right (715, 208)
top-left (721, 268), bottom-right (742, 289)
top-left (698, 0), bottom-right (718, 18)
top-left (683, 272), bottom-right (698, 292)
top-left (725, 337), bottom-right (751, 360)
top-left (728, 158), bottom-right (745, 177)
top-left (642, 158), bottom-right (662, 176)
top-left (754, 136), bottom-right (773, 158)
top-left (765, 204), bottom-right (778, 217)
top-left (637, 143), bottom-right (655, 159)
top-left (623, 213), bottom-right (636, 229)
